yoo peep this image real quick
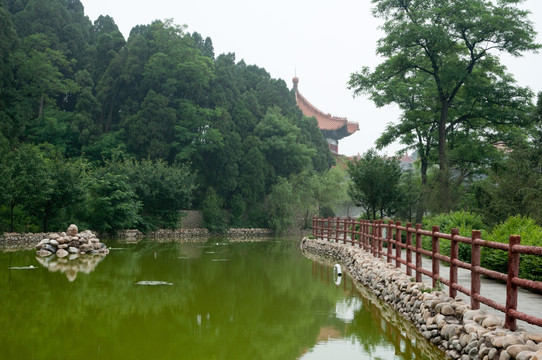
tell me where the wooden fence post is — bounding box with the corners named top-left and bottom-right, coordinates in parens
top-left (387, 221), bottom-right (394, 263)
top-left (450, 228), bottom-right (459, 298)
top-left (395, 221), bottom-right (402, 268)
top-left (372, 220), bottom-right (377, 256)
top-left (415, 224), bottom-right (422, 282)
top-left (333, 218), bottom-right (339, 244)
top-left (505, 235), bottom-right (521, 330)
top-left (378, 220), bottom-right (384, 258)
top-left (406, 223), bottom-right (412, 277)
top-left (471, 230), bottom-right (482, 310)
top-left (432, 225), bottom-right (440, 289)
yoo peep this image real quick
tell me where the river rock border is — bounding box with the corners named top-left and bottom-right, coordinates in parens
top-left (300, 238), bottom-right (542, 360)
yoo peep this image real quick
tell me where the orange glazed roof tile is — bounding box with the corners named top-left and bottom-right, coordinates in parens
top-left (293, 79), bottom-right (359, 136)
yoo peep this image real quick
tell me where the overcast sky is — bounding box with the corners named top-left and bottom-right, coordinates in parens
top-left (81, 0), bottom-right (542, 157)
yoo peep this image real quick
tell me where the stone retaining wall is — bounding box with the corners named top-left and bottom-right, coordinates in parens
top-left (117, 228), bottom-right (273, 240)
top-left (301, 238), bottom-right (542, 360)
top-left (0, 232), bottom-right (56, 251)
top-left (2, 228), bottom-right (274, 249)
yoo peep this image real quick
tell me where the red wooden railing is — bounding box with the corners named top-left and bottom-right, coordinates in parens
top-left (312, 217), bottom-right (542, 331)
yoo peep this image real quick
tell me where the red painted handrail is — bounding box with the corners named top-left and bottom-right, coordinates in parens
top-left (311, 217), bottom-right (542, 331)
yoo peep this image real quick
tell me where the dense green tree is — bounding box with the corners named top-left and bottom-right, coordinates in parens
top-left (202, 187), bottom-right (228, 233)
top-left (0, 4), bottom-right (339, 233)
top-left (117, 159), bottom-right (196, 230)
top-left (9, 0), bottom-right (91, 60)
top-left (255, 107), bottom-right (315, 179)
top-left (35, 154), bottom-right (88, 231)
top-left (347, 149), bottom-right (402, 219)
top-left (238, 137), bottom-right (268, 208)
top-left (83, 169), bottom-right (142, 234)
top-left (267, 177), bottom-right (296, 232)
top-left (350, 0), bottom-right (540, 211)
top-left (0, 7), bottom-right (20, 147)
top-left (12, 33), bottom-right (73, 119)
top-left (124, 89), bottom-right (177, 160)
top-left (480, 143), bottom-right (542, 226)
top-left (88, 15), bottom-right (125, 82)
top-left (0, 144), bottom-right (51, 231)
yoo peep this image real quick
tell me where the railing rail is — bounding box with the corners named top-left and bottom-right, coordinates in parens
top-left (311, 217), bottom-right (542, 331)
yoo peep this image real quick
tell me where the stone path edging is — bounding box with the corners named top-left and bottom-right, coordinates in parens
top-left (300, 238), bottom-right (542, 360)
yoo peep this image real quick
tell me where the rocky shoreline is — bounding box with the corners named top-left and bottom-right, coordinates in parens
top-left (300, 238), bottom-right (542, 360)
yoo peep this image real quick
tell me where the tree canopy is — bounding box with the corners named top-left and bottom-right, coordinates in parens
top-left (349, 0), bottom-right (540, 212)
top-left (0, 0), bottom-right (337, 233)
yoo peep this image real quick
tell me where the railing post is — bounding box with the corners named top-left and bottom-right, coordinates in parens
top-left (395, 221), bottom-right (402, 268)
top-left (319, 218), bottom-right (322, 239)
top-left (450, 228), bottom-right (459, 298)
top-left (505, 235), bottom-right (521, 330)
top-left (415, 224), bottom-right (422, 282)
top-left (328, 217), bottom-right (332, 242)
top-left (471, 230), bottom-right (482, 310)
top-left (333, 218), bottom-right (339, 244)
top-left (406, 223), bottom-right (412, 276)
top-left (387, 221), bottom-right (394, 263)
top-left (371, 220), bottom-right (376, 256)
top-left (372, 220), bottom-right (376, 254)
top-left (432, 225), bottom-right (440, 289)
top-left (312, 217), bottom-right (316, 238)
top-left (378, 220), bottom-right (384, 258)
top-left (351, 218), bottom-right (356, 246)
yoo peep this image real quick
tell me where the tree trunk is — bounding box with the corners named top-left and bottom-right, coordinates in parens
top-left (416, 143), bottom-right (430, 223)
top-left (438, 102), bottom-right (450, 212)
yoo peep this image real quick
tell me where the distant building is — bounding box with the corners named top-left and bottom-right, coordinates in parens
top-left (293, 77), bottom-right (359, 155)
top-left (399, 153), bottom-right (415, 172)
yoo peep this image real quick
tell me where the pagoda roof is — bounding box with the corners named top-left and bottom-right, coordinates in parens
top-left (293, 78), bottom-right (359, 139)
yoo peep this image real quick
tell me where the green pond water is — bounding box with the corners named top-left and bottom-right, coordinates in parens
top-left (0, 238), bottom-right (435, 360)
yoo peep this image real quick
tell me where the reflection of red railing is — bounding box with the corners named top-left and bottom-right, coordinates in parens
top-left (311, 217), bottom-right (542, 331)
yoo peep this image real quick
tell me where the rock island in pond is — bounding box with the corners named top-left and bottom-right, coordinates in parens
top-left (35, 224), bottom-right (109, 257)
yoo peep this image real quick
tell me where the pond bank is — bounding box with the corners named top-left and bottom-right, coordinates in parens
top-left (0, 228), bottom-right (274, 251)
top-left (300, 238), bottom-right (542, 360)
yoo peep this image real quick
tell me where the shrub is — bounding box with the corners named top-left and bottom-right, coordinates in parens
top-left (482, 215), bottom-right (542, 282)
top-left (422, 211), bottom-right (486, 262)
top-left (202, 187), bottom-right (228, 233)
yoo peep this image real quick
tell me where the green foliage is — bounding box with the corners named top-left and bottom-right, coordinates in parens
top-left (0, 143), bottom-right (51, 231)
top-left (229, 194), bottom-right (246, 227)
top-left (202, 187), bottom-right (228, 233)
top-left (422, 211), bottom-right (486, 262)
top-left (83, 170), bottom-right (142, 234)
top-left (347, 149), bottom-right (402, 219)
top-left (482, 215), bottom-right (542, 282)
top-left (116, 159), bottom-right (196, 230)
top-left (0, 2), bottom-right (338, 234)
top-left (255, 107), bottom-right (315, 179)
top-left (479, 142), bottom-right (542, 227)
top-left (267, 177), bottom-right (295, 232)
top-left (350, 0), bottom-right (540, 212)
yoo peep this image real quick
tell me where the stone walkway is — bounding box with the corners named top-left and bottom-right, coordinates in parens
top-left (414, 256), bottom-right (542, 334)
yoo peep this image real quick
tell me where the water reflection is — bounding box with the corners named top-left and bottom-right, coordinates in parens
top-left (306, 260), bottom-right (436, 360)
top-left (35, 253), bottom-right (106, 281)
top-left (335, 297), bottom-right (362, 323)
top-left (0, 239), bottom-right (436, 360)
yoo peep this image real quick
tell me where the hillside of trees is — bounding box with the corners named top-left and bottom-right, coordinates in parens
top-left (0, 0), bottom-right (342, 234)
